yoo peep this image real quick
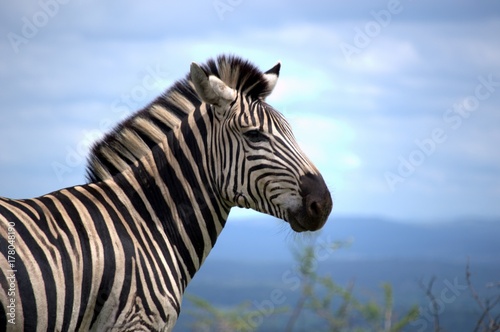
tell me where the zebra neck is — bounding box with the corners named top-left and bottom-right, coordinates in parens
top-left (110, 122), bottom-right (230, 290)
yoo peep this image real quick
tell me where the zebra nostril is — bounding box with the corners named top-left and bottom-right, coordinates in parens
top-left (308, 199), bottom-right (321, 218)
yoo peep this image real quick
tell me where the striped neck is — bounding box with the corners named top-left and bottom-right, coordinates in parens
top-left (109, 106), bottom-right (230, 291)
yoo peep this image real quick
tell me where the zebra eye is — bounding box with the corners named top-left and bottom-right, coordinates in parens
top-left (243, 129), bottom-right (268, 143)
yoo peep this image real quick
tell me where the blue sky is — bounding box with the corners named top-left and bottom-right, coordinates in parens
top-left (0, 0), bottom-right (499, 223)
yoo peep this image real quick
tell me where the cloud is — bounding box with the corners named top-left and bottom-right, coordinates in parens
top-left (286, 115), bottom-right (361, 191)
top-left (0, 2), bottom-right (499, 221)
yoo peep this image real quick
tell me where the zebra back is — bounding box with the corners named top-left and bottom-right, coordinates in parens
top-left (86, 55), bottom-right (277, 183)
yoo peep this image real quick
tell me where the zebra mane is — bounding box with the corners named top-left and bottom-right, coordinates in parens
top-left (86, 54), bottom-right (275, 183)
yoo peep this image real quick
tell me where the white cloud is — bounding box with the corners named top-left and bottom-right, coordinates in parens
top-left (0, 3), bottom-right (499, 220)
top-left (270, 69), bottom-right (333, 104)
top-left (346, 39), bottom-right (421, 74)
top-left (286, 115), bottom-right (361, 192)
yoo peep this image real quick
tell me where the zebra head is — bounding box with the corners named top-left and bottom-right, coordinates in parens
top-left (190, 57), bottom-right (332, 232)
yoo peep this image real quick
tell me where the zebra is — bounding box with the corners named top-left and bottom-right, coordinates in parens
top-left (0, 55), bottom-right (333, 331)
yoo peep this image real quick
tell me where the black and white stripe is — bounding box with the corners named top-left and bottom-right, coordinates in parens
top-left (0, 55), bottom-right (332, 331)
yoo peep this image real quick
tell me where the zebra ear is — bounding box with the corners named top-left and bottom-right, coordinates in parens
top-left (190, 62), bottom-right (236, 107)
top-left (262, 61), bottom-right (281, 98)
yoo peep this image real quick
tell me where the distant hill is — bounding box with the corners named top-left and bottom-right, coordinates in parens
top-left (175, 216), bottom-right (500, 331)
top-left (207, 214), bottom-right (500, 263)
top-left (174, 215), bottom-right (500, 332)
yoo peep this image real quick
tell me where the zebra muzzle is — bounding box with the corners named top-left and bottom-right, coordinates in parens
top-left (289, 173), bottom-right (333, 232)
